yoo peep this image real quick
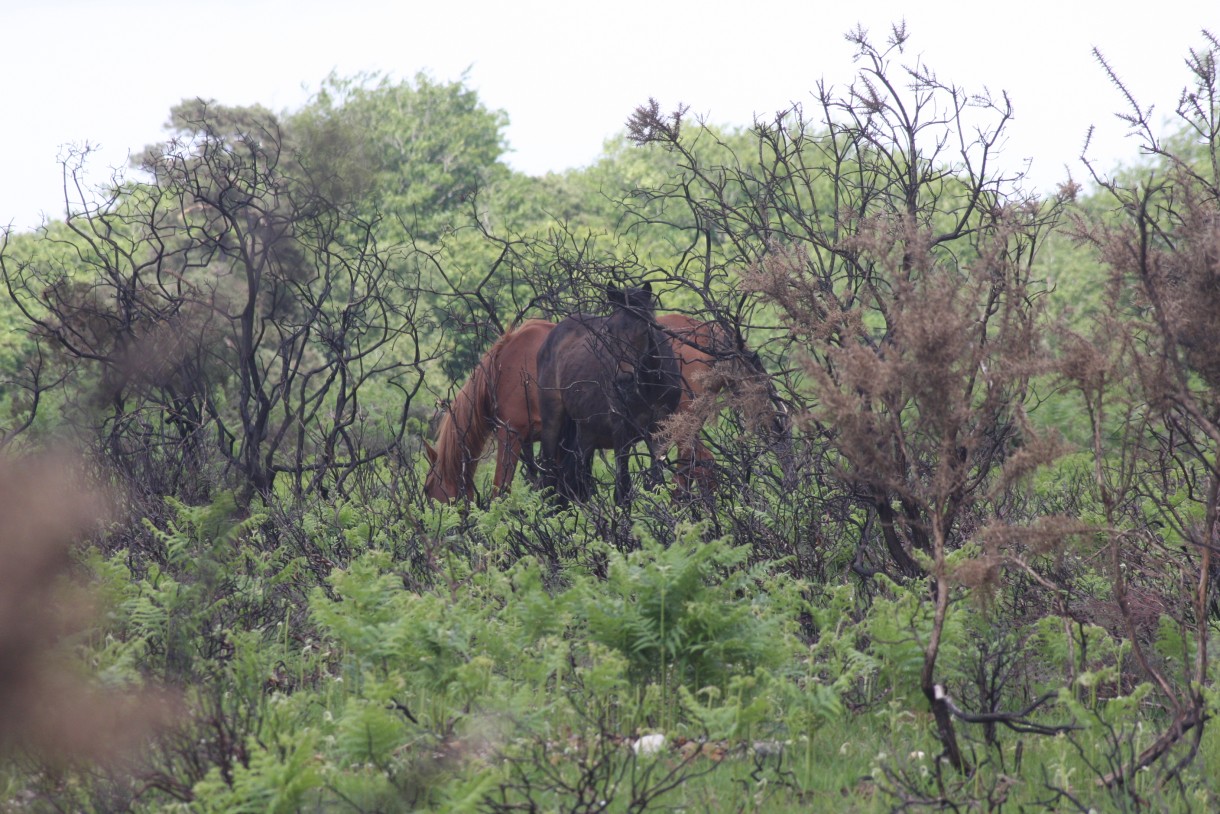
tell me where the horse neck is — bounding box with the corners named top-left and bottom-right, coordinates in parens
top-left (605, 308), bottom-right (659, 360)
top-left (641, 324), bottom-right (673, 379)
top-left (433, 360), bottom-right (495, 494)
top-left (588, 317), bottom-right (634, 380)
top-left (733, 345), bottom-right (795, 461)
top-left (622, 318), bottom-right (682, 417)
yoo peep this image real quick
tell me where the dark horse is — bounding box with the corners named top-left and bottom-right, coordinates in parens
top-left (536, 284), bottom-right (682, 505)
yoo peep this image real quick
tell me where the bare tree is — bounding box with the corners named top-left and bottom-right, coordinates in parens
top-left (1, 99), bottom-right (428, 505)
top-left (629, 24), bottom-right (1070, 770)
top-left (1066, 30), bottom-right (1220, 786)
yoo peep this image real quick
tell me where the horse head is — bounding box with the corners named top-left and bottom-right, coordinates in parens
top-left (605, 282), bottom-right (656, 320)
top-left (423, 439), bottom-right (455, 501)
top-left (423, 437), bottom-right (471, 502)
top-left (737, 344), bottom-right (799, 489)
top-left (423, 393), bottom-right (481, 503)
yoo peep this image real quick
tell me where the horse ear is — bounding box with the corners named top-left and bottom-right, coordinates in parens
top-left (642, 281), bottom-right (652, 294)
top-left (424, 441), bottom-right (437, 463)
top-left (605, 284), bottom-right (621, 303)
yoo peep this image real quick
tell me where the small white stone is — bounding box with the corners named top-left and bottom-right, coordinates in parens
top-left (632, 734), bottom-right (666, 755)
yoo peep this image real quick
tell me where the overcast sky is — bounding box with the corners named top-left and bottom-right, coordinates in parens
top-left (2, 0), bottom-right (1215, 232)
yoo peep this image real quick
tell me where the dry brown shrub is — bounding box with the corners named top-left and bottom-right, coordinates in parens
top-left (978, 515), bottom-right (1094, 557)
top-left (0, 449), bottom-right (176, 764)
top-left (654, 343), bottom-right (782, 457)
top-left (950, 556), bottom-right (1001, 592)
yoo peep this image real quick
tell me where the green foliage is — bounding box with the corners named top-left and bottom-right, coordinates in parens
top-left (192, 733), bottom-right (322, 814)
top-left (808, 577), bottom-right (970, 709)
top-left (575, 526), bottom-right (793, 691)
top-left (292, 70), bottom-right (509, 244)
top-left (17, 426), bottom-right (1215, 813)
top-left (1037, 614), bottom-right (1123, 676)
top-left (113, 494), bottom-right (274, 678)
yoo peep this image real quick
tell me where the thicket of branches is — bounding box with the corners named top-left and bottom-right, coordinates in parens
top-left (1, 100), bottom-right (429, 508)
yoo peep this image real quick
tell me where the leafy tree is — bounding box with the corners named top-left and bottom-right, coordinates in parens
top-left (290, 70), bottom-right (510, 246)
top-left (289, 72), bottom-right (554, 384)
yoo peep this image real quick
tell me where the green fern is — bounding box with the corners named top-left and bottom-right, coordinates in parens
top-left (576, 527), bottom-right (790, 692)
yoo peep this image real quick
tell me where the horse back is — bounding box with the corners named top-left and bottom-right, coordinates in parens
top-left (538, 311), bottom-right (672, 441)
top-left (657, 314), bottom-right (732, 407)
top-left (537, 314), bottom-right (613, 428)
top-left (491, 319), bottom-right (555, 438)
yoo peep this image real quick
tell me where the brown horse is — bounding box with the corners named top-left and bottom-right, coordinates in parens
top-left (424, 312), bottom-right (785, 502)
top-left (423, 319), bottom-right (554, 502)
top-left (655, 315), bottom-right (732, 495)
top-left (656, 314), bottom-right (796, 496)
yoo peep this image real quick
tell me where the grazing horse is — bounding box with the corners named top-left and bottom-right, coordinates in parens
top-left (423, 319), bottom-right (554, 502)
top-left (536, 284), bottom-right (682, 505)
top-left (423, 313), bottom-right (791, 502)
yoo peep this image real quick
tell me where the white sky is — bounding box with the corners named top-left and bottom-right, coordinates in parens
top-left (2, 0), bottom-right (1216, 232)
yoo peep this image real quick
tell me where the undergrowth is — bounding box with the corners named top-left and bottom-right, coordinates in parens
top-left (3, 485), bottom-right (1214, 813)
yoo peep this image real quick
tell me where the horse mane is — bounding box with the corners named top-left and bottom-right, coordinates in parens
top-left (431, 326), bottom-right (521, 493)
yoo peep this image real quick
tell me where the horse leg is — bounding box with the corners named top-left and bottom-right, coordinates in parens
top-left (674, 441), bottom-right (694, 498)
top-left (674, 439), bottom-right (716, 501)
top-left (635, 438), bottom-right (664, 494)
top-left (691, 439), bottom-right (716, 497)
top-left (519, 435), bottom-right (541, 484)
top-left (492, 428), bottom-right (521, 495)
top-left (576, 441), bottom-right (596, 503)
top-left (538, 394), bottom-right (565, 502)
top-left (562, 427), bottom-right (595, 504)
top-left (614, 441), bottom-right (637, 506)
top-left (544, 417), bottom-right (582, 506)
top-left (614, 450), bottom-right (630, 505)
